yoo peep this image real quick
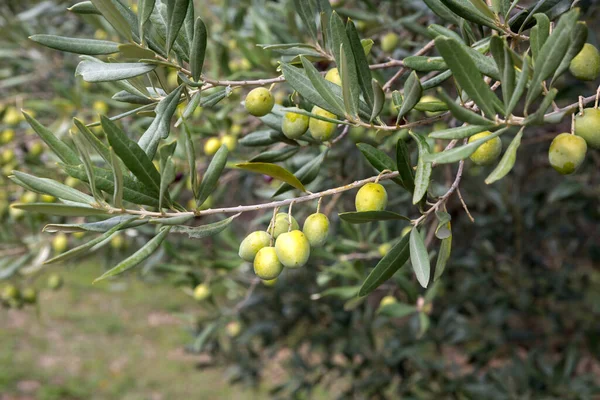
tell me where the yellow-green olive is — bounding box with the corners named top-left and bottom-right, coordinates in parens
top-left (468, 131), bottom-right (502, 166)
top-left (282, 112), bottom-right (310, 139)
top-left (302, 213), bottom-right (330, 247)
top-left (275, 230), bottom-right (311, 268)
top-left (193, 283), bottom-right (211, 301)
top-left (239, 231), bottom-right (271, 262)
top-left (270, 213), bottom-right (299, 239)
top-left (380, 32), bottom-right (399, 53)
top-left (253, 247), bottom-right (284, 280)
top-left (309, 106), bottom-right (337, 142)
top-left (204, 137), bottom-right (221, 156)
top-left (325, 68), bottom-right (342, 86)
top-left (574, 108), bottom-right (600, 149)
top-left (379, 295), bottom-right (397, 307)
top-left (548, 133), bottom-right (587, 175)
top-left (244, 87), bottom-right (274, 117)
top-left (569, 43), bottom-right (600, 81)
top-left (355, 183), bottom-right (388, 212)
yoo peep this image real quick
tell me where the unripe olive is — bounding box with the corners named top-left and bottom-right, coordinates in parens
top-left (355, 183), bottom-right (387, 212)
top-left (52, 233), bottom-right (68, 254)
top-left (1, 129), bottom-right (15, 144)
top-left (3, 107), bottom-right (22, 125)
top-left (401, 226), bottom-right (412, 238)
top-left (21, 288), bottom-right (37, 304)
top-left (193, 283), bottom-right (211, 301)
top-left (110, 234), bottom-right (125, 250)
top-left (65, 176), bottom-right (79, 188)
top-left (244, 87), bottom-right (274, 117)
top-left (21, 192), bottom-right (37, 204)
top-left (226, 321), bottom-right (242, 338)
top-left (282, 112), bottom-right (310, 139)
top-left (238, 231), bottom-right (271, 262)
top-left (221, 135), bottom-right (237, 151)
top-left (275, 230), bottom-right (311, 268)
top-left (93, 100), bottom-right (109, 115)
top-left (270, 213), bottom-right (299, 239)
top-left (1, 149), bottom-right (15, 164)
top-left (574, 108), bottom-right (600, 149)
top-left (380, 32), bottom-right (399, 53)
top-left (379, 295), bottom-right (397, 308)
top-left (378, 243), bottom-right (391, 257)
top-left (548, 133), bottom-right (587, 175)
top-left (40, 194), bottom-right (55, 203)
top-left (204, 137), bottom-right (221, 156)
top-left (253, 247), bottom-right (284, 279)
top-left (325, 68), bottom-right (342, 86)
top-left (418, 95), bottom-right (443, 117)
top-left (302, 213), bottom-right (329, 247)
top-left (47, 274), bottom-right (63, 290)
top-left (468, 131), bottom-right (502, 166)
top-left (2, 284), bottom-right (19, 301)
top-left (262, 278), bottom-right (278, 287)
top-left (309, 106), bottom-right (337, 142)
top-left (569, 43), bottom-right (600, 81)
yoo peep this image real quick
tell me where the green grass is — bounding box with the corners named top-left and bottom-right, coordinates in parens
top-left (0, 263), bottom-right (263, 400)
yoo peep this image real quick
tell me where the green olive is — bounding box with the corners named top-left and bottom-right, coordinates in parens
top-left (225, 321), bottom-right (242, 338)
top-left (309, 106), bottom-right (337, 142)
top-left (378, 243), bottom-right (392, 257)
top-left (21, 288), bottom-right (37, 304)
top-left (574, 108), bottom-right (600, 149)
top-left (52, 233), bottom-right (68, 254)
top-left (204, 137), bottom-right (221, 156)
top-left (238, 231), bottom-right (271, 262)
top-left (244, 87), bottom-right (274, 117)
top-left (355, 183), bottom-right (387, 212)
top-left (2, 284), bottom-right (19, 301)
top-left (302, 213), bottom-right (330, 247)
top-left (47, 274), bottom-right (63, 290)
top-left (221, 135), bottom-right (237, 151)
top-left (110, 234), bottom-right (125, 250)
top-left (548, 133), bottom-right (587, 175)
top-left (468, 131), bottom-right (502, 166)
top-left (253, 247), bottom-right (284, 279)
top-left (569, 43), bottom-right (600, 81)
top-left (380, 32), bottom-right (399, 53)
top-left (325, 68), bottom-right (342, 86)
top-left (379, 295), bottom-right (397, 308)
top-left (1, 129), bottom-right (15, 144)
top-left (262, 277), bottom-right (278, 287)
top-left (193, 283), bottom-right (211, 301)
top-left (282, 111), bottom-right (310, 139)
top-left (270, 213), bottom-right (299, 239)
top-left (275, 230), bottom-right (311, 268)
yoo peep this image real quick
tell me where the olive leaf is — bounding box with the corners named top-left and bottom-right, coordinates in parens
top-left (485, 127), bottom-right (524, 184)
top-left (29, 35), bottom-right (120, 55)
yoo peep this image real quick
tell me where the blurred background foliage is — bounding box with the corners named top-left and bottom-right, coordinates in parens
top-left (1, 0), bottom-right (599, 399)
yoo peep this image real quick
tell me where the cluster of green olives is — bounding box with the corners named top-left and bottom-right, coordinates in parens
top-left (1, 273), bottom-right (62, 309)
top-left (204, 134), bottom-right (237, 156)
top-left (244, 70), bottom-right (343, 143)
top-left (238, 211), bottom-right (330, 282)
top-left (548, 106), bottom-right (600, 175)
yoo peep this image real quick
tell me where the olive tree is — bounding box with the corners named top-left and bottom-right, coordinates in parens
top-left (2, 0), bottom-right (600, 397)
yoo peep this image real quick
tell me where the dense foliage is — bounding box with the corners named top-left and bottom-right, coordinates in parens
top-left (1, 0), bottom-right (599, 398)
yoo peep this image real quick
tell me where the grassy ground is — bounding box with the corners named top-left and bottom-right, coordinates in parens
top-left (0, 263), bottom-right (264, 400)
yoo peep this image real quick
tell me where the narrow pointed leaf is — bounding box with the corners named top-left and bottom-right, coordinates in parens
top-left (196, 145), bottom-right (228, 206)
top-left (429, 124), bottom-right (494, 140)
top-left (294, 0), bottom-right (318, 41)
top-left (138, 85), bottom-right (184, 159)
top-left (370, 79), bottom-right (384, 122)
top-left (76, 61), bottom-right (156, 82)
top-left (109, 147), bottom-right (124, 208)
top-left (11, 171), bottom-right (95, 204)
top-left (346, 20), bottom-right (374, 109)
top-left (29, 35), bottom-right (119, 55)
top-left (90, 0), bottom-right (132, 41)
top-left (23, 112), bottom-right (80, 166)
top-left (71, 132), bottom-right (102, 203)
top-left (396, 71), bottom-right (422, 121)
top-left (410, 227), bottom-right (430, 288)
top-left (358, 233), bottom-right (411, 297)
top-left (530, 13), bottom-right (550, 61)
top-left (45, 218), bottom-right (136, 265)
top-left (338, 211), bottom-right (410, 223)
top-left (272, 150), bottom-right (328, 196)
top-left (435, 36), bottom-right (499, 118)
top-left (190, 17), bottom-right (207, 81)
top-left (11, 203), bottom-right (108, 217)
top-left (138, 0), bottom-right (156, 41)
top-left (171, 214), bottom-right (240, 239)
top-left (236, 161), bottom-right (306, 193)
top-left (329, 12), bottom-right (360, 114)
top-left (436, 88), bottom-right (496, 126)
top-left (485, 127), bottom-right (523, 184)
top-left (396, 139), bottom-right (415, 193)
top-left (300, 57), bottom-right (345, 116)
top-left (410, 132), bottom-right (432, 204)
top-left (165, 0), bottom-right (190, 55)
top-left (506, 54), bottom-right (529, 117)
top-left (44, 215), bottom-right (147, 233)
top-left (102, 116), bottom-right (161, 193)
top-left (434, 226), bottom-right (452, 281)
top-left (424, 126), bottom-right (507, 164)
top-left (73, 118), bottom-right (111, 164)
top-left (182, 122), bottom-right (197, 198)
top-left (340, 44), bottom-right (358, 117)
top-left (94, 226), bottom-right (172, 282)
top-left (159, 156), bottom-right (176, 210)
top-left (356, 143), bottom-right (404, 187)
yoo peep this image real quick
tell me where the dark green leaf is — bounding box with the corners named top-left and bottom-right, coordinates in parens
top-left (370, 79), bottom-right (385, 122)
top-left (396, 139), bottom-right (415, 193)
top-left (379, 302), bottom-right (417, 318)
top-left (410, 227), bottom-right (430, 288)
top-left (485, 127), bottom-right (523, 184)
top-left (429, 124), bottom-right (493, 140)
top-left (23, 112), bottom-right (81, 166)
top-left (300, 57), bottom-right (345, 116)
top-left (90, 0), bottom-right (132, 40)
top-left (346, 20), bottom-right (374, 110)
top-left (410, 132), bottom-right (432, 204)
top-left (109, 147), bottom-right (124, 208)
top-left (440, 0), bottom-right (498, 29)
top-left (396, 71), bottom-right (422, 121)
top-left (338, 211), bottom-right (410, 223)
top-left (436, 88), bottom-right (496, 126)
top-left (356, 143), bottom-right (404, 187)
top-left (249, 147), bottom-right (299, 163)
top-left (358, 233), bottom-right (411, 297)
top-left (530, 14), bottom-right (550, 61)
top-left (190, 17), bottom-right (207, 81)
top-left (434, 229), bottom-right (452, 281)
top-left (165, 0), bottom-right (190, 55)
top-left (11, 203), bottom-right (108, 217)
top-left (138, 0), bottom-right (156, 41)
top-left (506, 53), bottom-right (529, 117)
